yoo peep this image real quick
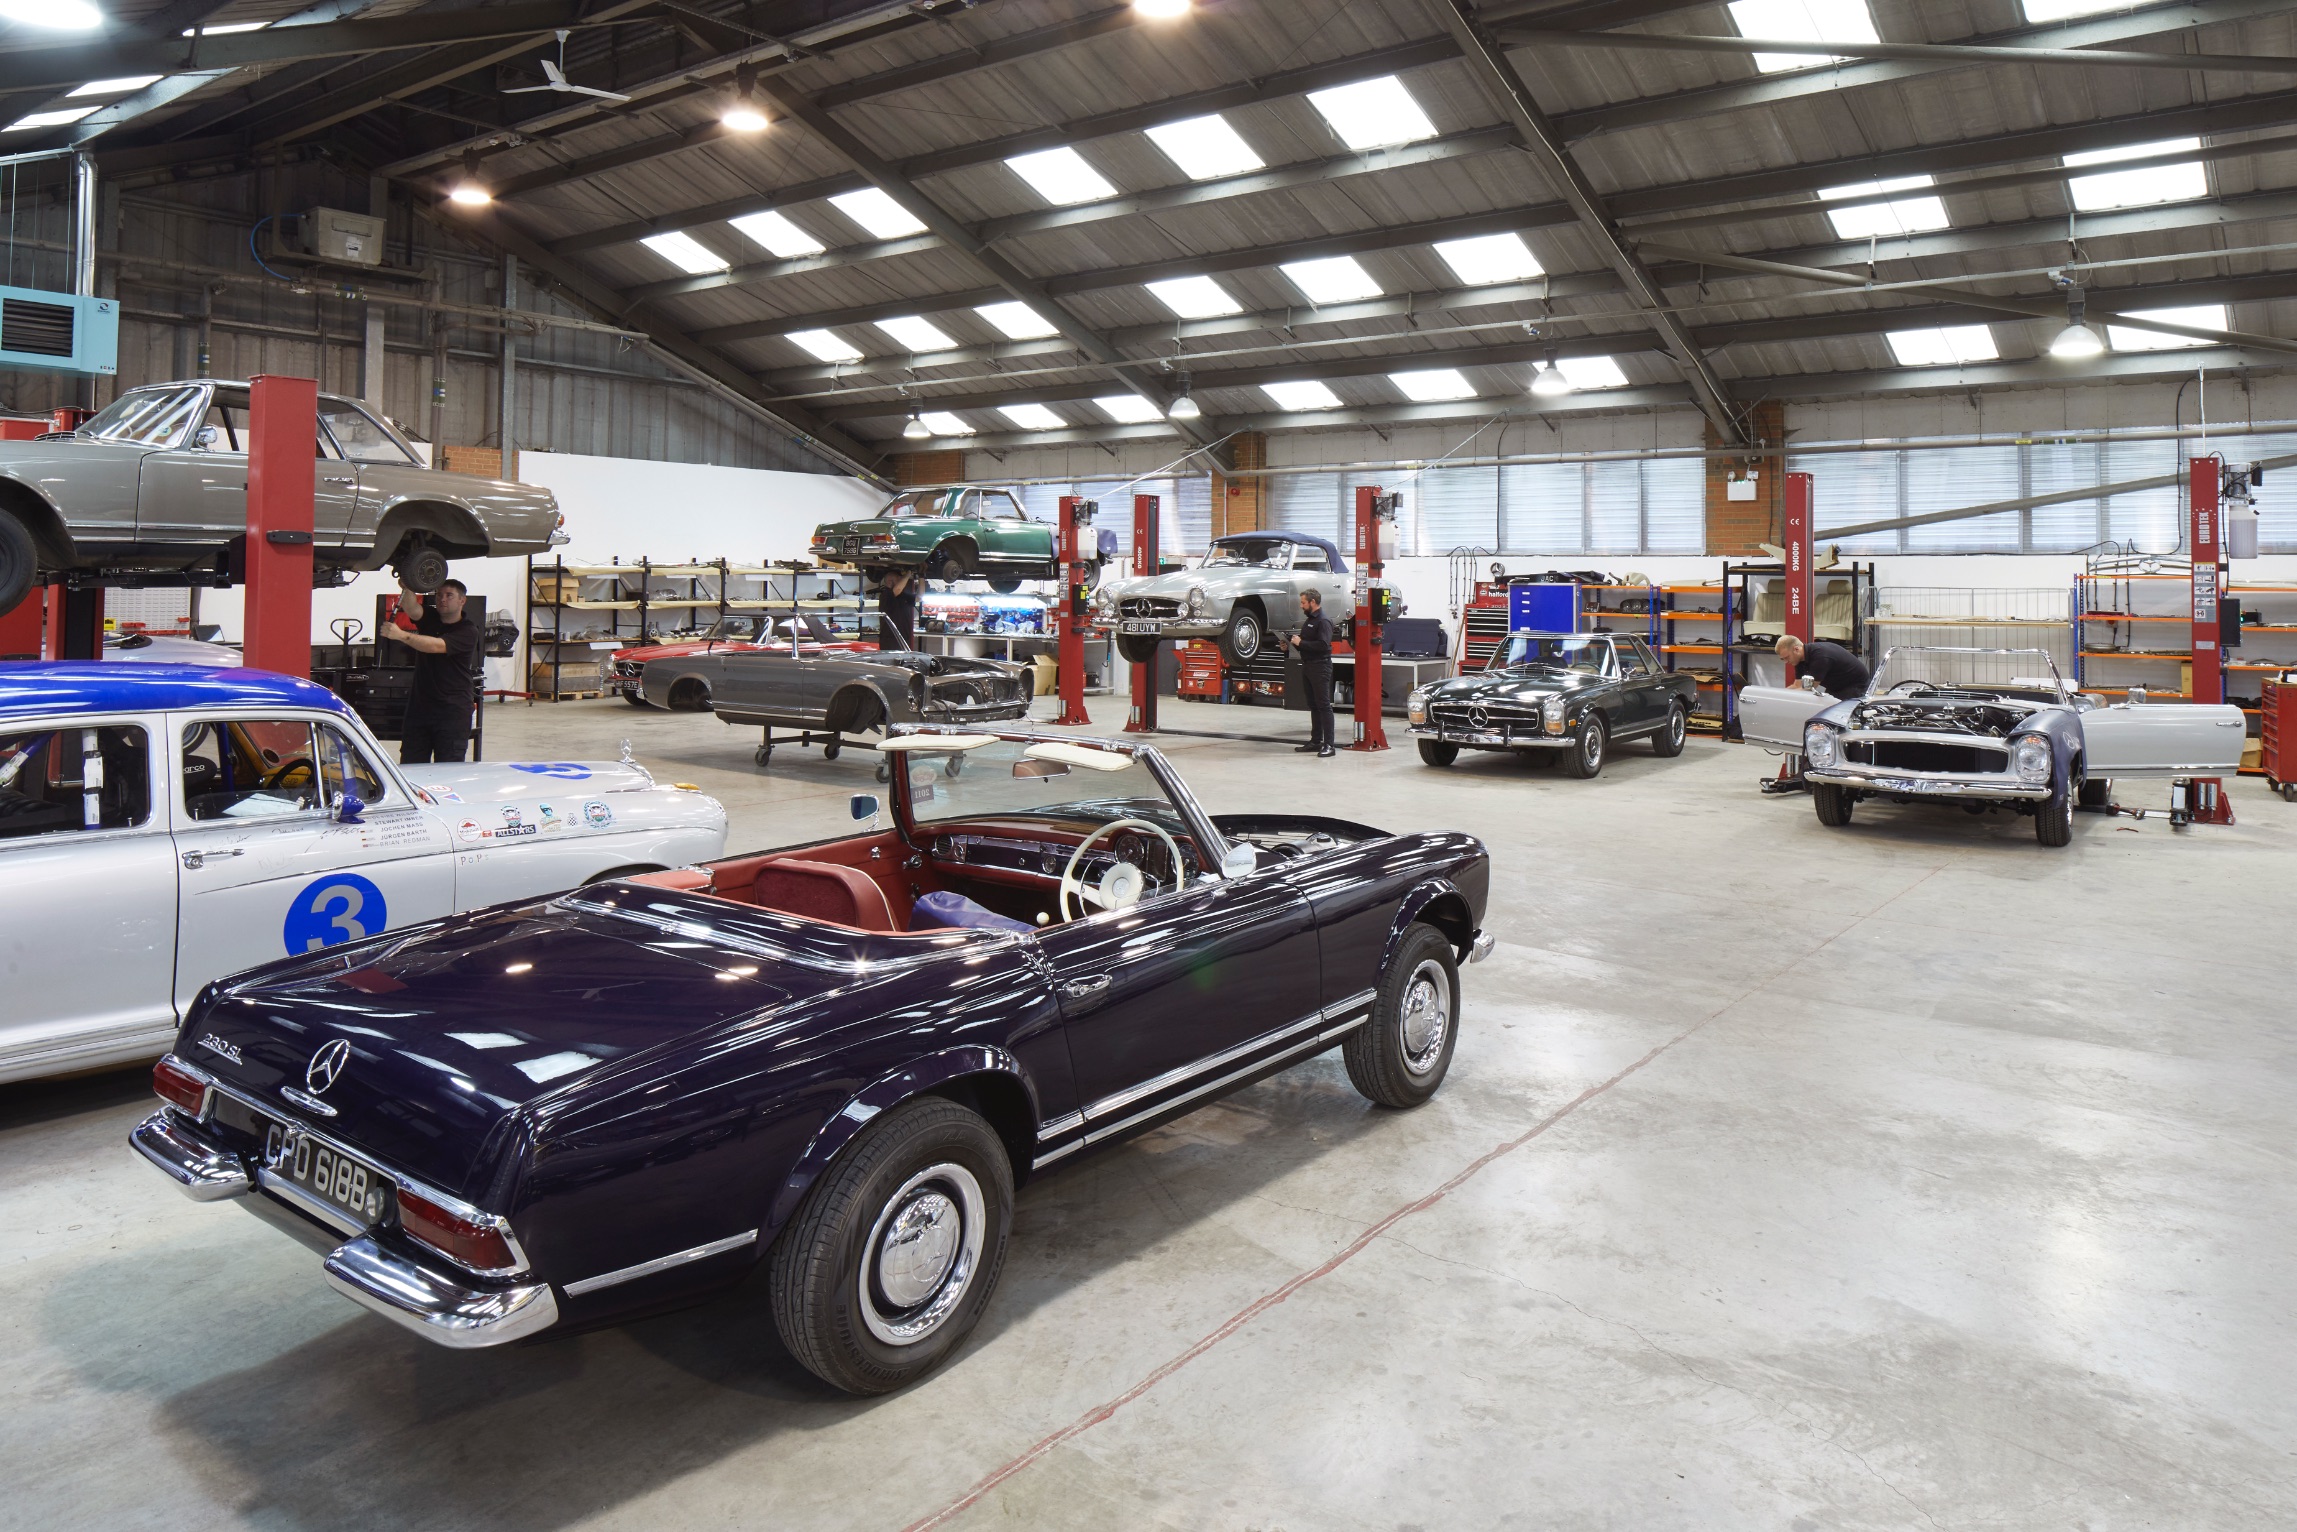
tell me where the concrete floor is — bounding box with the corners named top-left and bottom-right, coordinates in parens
top-left (7, 692), bottom-right (2296, 1531)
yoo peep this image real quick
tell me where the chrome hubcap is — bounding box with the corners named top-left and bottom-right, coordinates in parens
top-left (1670, 709), bottom-right (1685, 744)
top-left (859, 1162), bottom-right (986, 1346)
top-left (1399, 959), bottom-right (1452, 1075)
top-left (1583, 728), bottom-right (1601, 765)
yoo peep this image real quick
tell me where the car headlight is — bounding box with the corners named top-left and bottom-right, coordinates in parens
top-left (1542, 695), bottom-right (1567, 736)
top-left (1408, 686), bottom-right (1430, 725)
top-left (1186, 585), bottom-right (1208, 618)
top-left (2012, 734), bottom-right (2052, 783)
top-left (1803, 723), bottom-right (1840, 768)
top-left (1093, 587), bottom-right (1116, 617)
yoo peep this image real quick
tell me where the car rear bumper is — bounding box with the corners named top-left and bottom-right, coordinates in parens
top-left (1806, 766), bottom-right (2051, 800)
top-left (131, 1109), bottom-right (253, 1200)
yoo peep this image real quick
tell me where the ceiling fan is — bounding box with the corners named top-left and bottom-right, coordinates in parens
top-left (505, 31), bottom-right (631, 103)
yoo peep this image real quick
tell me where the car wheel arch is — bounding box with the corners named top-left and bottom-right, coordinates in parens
top-left (825, 682), bottom-right (889, 733)
top-left (1387, 880), bottom-right (1475, 967)
top-left (0, 476), bottom-right (72, 565)
top-left (369, 499), bottom-right (489, 565)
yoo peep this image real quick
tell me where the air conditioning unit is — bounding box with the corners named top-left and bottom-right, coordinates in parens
top-left (301, 206), bottom-right (384, 266)
top-left (0, 286), bottom-right (118, 375)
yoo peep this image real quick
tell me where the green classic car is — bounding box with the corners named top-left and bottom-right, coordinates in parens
top-left (810, 487), bottom-right (1091, 593)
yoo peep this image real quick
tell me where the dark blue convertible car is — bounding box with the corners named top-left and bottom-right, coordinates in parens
top-left (133, 727), bottom-right (1492, 1394)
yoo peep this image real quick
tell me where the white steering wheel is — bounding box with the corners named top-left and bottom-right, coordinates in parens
top-left (1058, 817), bottom-right (1183, 922)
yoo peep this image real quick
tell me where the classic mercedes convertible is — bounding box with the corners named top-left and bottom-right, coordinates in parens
top-left (132, 727), bottom-right (1491, 1394)
top-left (1408, 631), bottom-right (1699, 777)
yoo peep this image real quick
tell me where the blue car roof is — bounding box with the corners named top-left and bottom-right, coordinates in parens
top-left (1208, 530), bottom-right (1349, 574)
top-left (0, 663), bottom-right (352, 721)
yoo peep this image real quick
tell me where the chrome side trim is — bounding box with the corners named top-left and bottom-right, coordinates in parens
top-left (1081, 1015), bottom-right (1369, 1150)
top-left (1035, 1109), bottom-right (1084, 1141)
top-left (563, 1231), bottom-right (759, 1297)
top-left (130, 1110), bottom-right (251, 1201)
top-left (1323, 988), bottom-right (1376, 1021)
top-left (1080, 1007), bottom-right (1332, 1125)
top-left (323, 1236), bottom-right (561, 1350)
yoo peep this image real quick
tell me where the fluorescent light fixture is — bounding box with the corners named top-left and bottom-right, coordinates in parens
top-left (2065, 138), bottom-right (2207, 211)
top-left (2107, 303), bottom-right (2228, 351)
top-left (1557, 355), bottom-right (1629, 390)
top-left (1281, 255), bottom-right (1382, 305)
top-left (6, 106), bottom-right (100, 129)
top-left (1145, 274), bottom-right (1242, 318)
top-left (829, 188), bottom-right (927, 239)
top-left (639, 232), bottom-right (728, 274)
top-left (1433, 233), bottom-right (1543, 286)
top-left (729, 210), bottom-right (825, 258)
top-left (919, 412), bottom-right (975, 436)
top-left (1886, 325), bottom-right (1998, 367)
top-left (721, 103), bottom-right (769, 133)
top-left (998, 403), bottom-right (1068, 430)
top-left (1005, 147), bottom-right (1116, 206)
top-left (68, 76), bottom-right (164, 98)
top-left (1818, 174), bottom-right (1950, 238)
top-left (182, 19), bottom-right (264, 32)
top-left (1094, 394), bottom-right (1166, 423)
top-left (1135, 0), bottom-right (1190, 17)
top-left (1263, 380), bottom-right (1342, 411)
top-left (1145, 113), bottom-right (1263, 180)
top-left (1726, 0), bottom-right (1880, 72)
top-left (1388, 368), bottom-right (1477, 402)
top-left (788, 328), bottom-right (865, 363)
top-left (1306, 75), bottom-right (1437, 150)
top-left (876, 315), bottom-right (957, 353)
top-left (9, 0), bottom-right (104, 28)
top-left (449, 183), bottom-right (491, 207)
top-left (975, 301), bottom-right (1060, 339)
top-left (2021, 0), bottom-right (2125, 18)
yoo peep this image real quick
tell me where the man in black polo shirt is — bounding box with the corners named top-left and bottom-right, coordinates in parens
top-left (876, 568), bottom-right (918, 651)
top-left (380, 577), bottom-right (481, 763)
top-left (1775, 634), bottom-right (1870, 699)
top-left (1283, 588), bottom-right (1337, 758)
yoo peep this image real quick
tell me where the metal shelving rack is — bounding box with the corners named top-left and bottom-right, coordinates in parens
top-left (1717, 560), bottom-right (1874, 738)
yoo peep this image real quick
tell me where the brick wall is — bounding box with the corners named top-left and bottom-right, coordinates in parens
top-left (1211, 431), bottom-right (1267, 542)
top-left (889, 451), bottom-right (965, 487)
top-left (439, 444), bottom-right (507, 479)
top-left (1705, 400), bottom-right (1784, 555)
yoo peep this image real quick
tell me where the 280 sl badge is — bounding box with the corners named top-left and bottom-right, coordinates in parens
top-left (195, 1033), bottom-right (242, 1065)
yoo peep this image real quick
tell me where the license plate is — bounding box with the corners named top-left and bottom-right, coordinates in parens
top-left (1119, 620), bottom-right (1162, 633)
top-left (263, 1120), bottom-right (392, 1227)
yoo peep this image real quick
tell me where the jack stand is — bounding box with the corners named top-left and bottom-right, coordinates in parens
top-left (2169, 777), bottom-right (2235, 828)
top-left (1759, 753), bottom-right (1810, 794)
top-left (1053, 494), bottom-right (1097, 727)
top-left (1347, 484), bottom-right (1398, 752)
top-left (1124, 492), bottom-right (1160, 735)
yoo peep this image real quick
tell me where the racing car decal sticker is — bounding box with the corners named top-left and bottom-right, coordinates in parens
top-left (511, 763), bottom-right (594, 780)
top-left (582, 799), bottom-right (613, 828)
top-left (284, 873), bottom-right (389, 954)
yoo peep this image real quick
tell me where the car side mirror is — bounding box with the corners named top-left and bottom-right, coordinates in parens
top-left (334, 790), bottom-right (365, 825)
top-left (1219, 844), bottom-right (1257, 880)
top-left (193, 425), bottom-right (222, 451)
top-left (850, 793), bottom-right (880, 823)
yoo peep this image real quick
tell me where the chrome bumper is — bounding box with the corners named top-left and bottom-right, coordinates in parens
top-left (1409, 723), bottom-right (1571, 749)
top-left (1468, 930), bottom-right (1496, 964)
top-left (323, 1236), bottom-right (560, 1350)
top-left (131, 1109), bottom-right (252, 1201)
top-left (1806, 766), bottom-right (2051, 801)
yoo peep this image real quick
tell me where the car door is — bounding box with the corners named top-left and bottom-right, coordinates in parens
top-left (0, 716), bottom-right (179, 1080)
top-left (138, 387), bottom-right (358, 549)
top-left (169, 711), bottom-right (454, 1012)
top-left (1613, 637), bottom-right (1667, 732)
top-left (1737, 685), bottom-right (1829, 749)
top-left (2078, 700), bottom-right (2248, 777)
top-left (318, 396), bottom-right (420, 553)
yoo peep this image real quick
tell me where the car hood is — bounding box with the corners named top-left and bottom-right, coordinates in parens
top-left (1428, 667), bottom-right (1606, 702)
top-left (180, 888), bottom-right (977, 1199)
top-left (1106, 566), bottom-right (1272, 601)
top-left (403, 759), bottom-right (657, 804)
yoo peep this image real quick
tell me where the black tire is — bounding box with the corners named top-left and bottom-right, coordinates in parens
top-left (823, 740), bottom-right (841, 761)
top-left (1651, 701), bottom-right (1688, 758)
top-left (1812, 782), bottom-right (1854, 826)
top-left (2077, 777), bottom-right (2111, 809)
top-left (1563, 714), bottom-right (1607, 779)
top-left (1417, 739), bottom-right (1458, 767)
top-left (2036, 775), bottom-right (2074, 846)
top-left (392, 541), bottom-right (450, 594)
top-left (1342, 924), bottom-right (1459, 1110)
top-left (0, 512), bottom-right (35, 618)
top-left (768, 1097), bottom-right (1013, 1396)
top-left (1217, 605), bottom-right (1264, 666)
top-left (1116, 633), bottom-right (1162, 666)
top-left (666, 678), bottom-right (710, 713)
top-left (987, 577), bottom-right (1022, 595)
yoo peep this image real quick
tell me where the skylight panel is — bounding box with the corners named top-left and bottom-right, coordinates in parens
top-left (997, 403), bottom-right (1068, 430)
top-left (918, 412), bottom-right (975, 436)
top-left (1389, 369), bottom-right (1477, 402)
top-left (1264, 380), bottom-right (1343, 411)
top-left (1005, 147), bottom-right (1117, 206)
top-left (2106, 304), bottom-right (2228, 351)
top-left (1818, 175), bottom-right (1951, 239)
top-left (1433, 233), bottom-right (1544, 287)
top-left (6, 106), bottom-right (99, 130)
top-left (1145, 275), bottom-right (1243, 318)
top-left (876, 315), bottom-right (957, 353)
top-left (1726, 0), bottom-right (1881, 73)
top-left (829, 188), bottom-right (928, 239)
top-left (976, 302), bottom-right (1060, 339)
top-left (182, 20), bottom-right (265, 33)
top-left (1307, 76), bottom-right (1437, 151)
top-left (2064, 138), bottom-right (2207, 211)
top-left (729, 210), bottom-right (825, 258)
top-left (1095, 395), bottom-right (1166, 423)
top-left (1281, 256), bottom-right (1382, 305)
top-left (639, 232), bottom-right (728, 275)
top-left (2020, 0), bottom-right (2126, 18)
top-left (788, 329), bottom-right (864, 363)
top-left (1145, 114), bottom-right (1264, 181)
top-left (1557, 356), bottom-right (1630, 389)
top-left (1886, 326), bottom-right (1998, 367)
top-left (68, 76), bottom-right (164, 97)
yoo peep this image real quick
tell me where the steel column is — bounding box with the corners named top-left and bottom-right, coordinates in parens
top-left (242, 374), bottom-right (318, 679)
top-left (1125, 492), bottom-right (1159, 735)
top-left (1055, 496), bottom-right (1094, 727)
top-left (1349, 484), bottom-right (1390, 753)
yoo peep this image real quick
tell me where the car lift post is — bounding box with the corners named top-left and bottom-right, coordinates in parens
top-left (1054, 495), bottom-right (1096, 726)
top-left (1349, 484), bottom-right (1396, 752)
top-left (1761, 472), bottom-right (1817, 793)
top-left (1124, 492), bottom-right (1160, 734)
top-left (240, 374), bottom-right (317, 679)
top-left (2177, 454), bottom-right (2235, 826)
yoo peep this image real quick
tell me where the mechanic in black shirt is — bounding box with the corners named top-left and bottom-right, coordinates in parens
top-left (1775, 635), bottom-right (1870, 699)
top-left (380, 577), bottom-right (481, 764)
top-left (1283, 588), bottom-right (1337, 758)
top-left (876, 568), bottom-right (919, 651)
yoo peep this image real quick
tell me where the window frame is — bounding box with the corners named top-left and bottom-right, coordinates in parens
top-left (0, 718), bottom-right (161, 842)
top-left (177, 715), bottom-right (330, 825)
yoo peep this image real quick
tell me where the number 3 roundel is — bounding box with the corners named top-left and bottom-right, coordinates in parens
top-left (283, 874), bottom-right (390, 954)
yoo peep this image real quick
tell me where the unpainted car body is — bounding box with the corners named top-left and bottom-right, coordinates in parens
top-left (0, 663), bottom-right (727, 1082)
top-left (651, 635), bottom-right (1032, 758)
top-left (1409, 631), bottom-right (1698, 777)
top-left (0, 380), bottom-right (566, 615)
top-left (612, 614), bottom-right (871, 706)
top-left (1096, 532), bottom-right (1352, 665)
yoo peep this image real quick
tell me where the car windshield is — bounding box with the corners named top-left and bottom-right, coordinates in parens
top-left (81, 385), bottom-right (206, 447)
top-left (1867, 646), bottom-right (2067, 702)
top-left (707, 616), bottom-right (768, 642)
top-left (881, 488), bottom-right (1028, 521)
top-left (1499, 634), bottom-right (1609, 673)
top-left (900, 736), bottom-right (1192, 840)
top-left (1203, 539), bottom-right (1293, 569)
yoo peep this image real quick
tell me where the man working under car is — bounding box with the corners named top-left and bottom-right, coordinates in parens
top-left (1775, 634), bottom-right (1870, 699)
top-left (1283, 588), bottom-right (1337, 758)
top-left (379, 578), bottom-right (481, 764)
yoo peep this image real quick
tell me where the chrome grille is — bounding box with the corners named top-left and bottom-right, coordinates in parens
top-left (1120, 597), bottom-right (1182, 619)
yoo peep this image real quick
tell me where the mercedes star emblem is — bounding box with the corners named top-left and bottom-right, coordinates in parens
top-left (305, 1039), bottom-right (351, 1095)
top-left (1468, 705), bottom-right (1489, 730)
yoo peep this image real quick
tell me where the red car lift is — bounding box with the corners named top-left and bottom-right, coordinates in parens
top-left (1054, 495), bottom-right (1096, 727)
top-left (240, 375), bottom-right (318, 679)
top-left (2179, 454), bottom-right (2234, 825)
top-left (1124, 492), bottom-right (1160, 735)
top-left (1760, 472), bottom-right (1818, 792)
top-left (1348, 483), bottom-right (1395, 752)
